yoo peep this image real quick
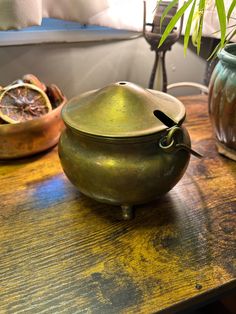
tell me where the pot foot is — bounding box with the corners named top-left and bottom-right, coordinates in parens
top-left (121, 205), bottom-right (134, 220)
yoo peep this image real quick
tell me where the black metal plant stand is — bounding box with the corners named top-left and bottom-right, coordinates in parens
top-left (143, 1), bottom-right (183, 92)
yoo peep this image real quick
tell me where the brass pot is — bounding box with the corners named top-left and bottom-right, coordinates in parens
top-left (0, 96), bottom-right (66, 159)
top-left (59, 82), bottom-right (200, 219)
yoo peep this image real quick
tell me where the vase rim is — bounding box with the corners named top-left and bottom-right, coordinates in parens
top-left (218, 43), bottom-right (236, 66)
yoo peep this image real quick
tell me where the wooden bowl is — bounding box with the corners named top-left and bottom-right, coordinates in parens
top-left (0, 96), bottom-right (66, 159)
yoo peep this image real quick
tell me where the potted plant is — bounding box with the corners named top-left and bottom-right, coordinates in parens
top-left (158, 0), bottom-right (236, 160)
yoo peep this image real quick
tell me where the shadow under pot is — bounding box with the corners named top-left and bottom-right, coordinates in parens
top-left (208, 43), bottom-right (236, 161)
top-left (58, 81), bottom-right (201, 219)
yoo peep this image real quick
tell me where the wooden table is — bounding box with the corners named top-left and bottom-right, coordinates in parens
top-left (0, 95), bottom-right (235, 314)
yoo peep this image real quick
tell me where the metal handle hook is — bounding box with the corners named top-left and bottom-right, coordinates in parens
top-left (159, 126), bottom-right (203, 159)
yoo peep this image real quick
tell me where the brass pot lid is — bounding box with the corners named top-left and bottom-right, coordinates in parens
top-left (62, 81), bottom-right (185, 138)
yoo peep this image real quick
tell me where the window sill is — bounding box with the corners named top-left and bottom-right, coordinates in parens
top-left (0, 18), bottom-right (141, 47)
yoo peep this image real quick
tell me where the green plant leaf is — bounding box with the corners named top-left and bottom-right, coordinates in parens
top-left (207, 42), bottom-right (221, 60)
top-left (191, 11), bottom-right (201, 47)
top-left (158, 0), bottom-right (194, 48)
top-left (196, 0), bottom-right (205, 54)
top-left (184, 0), bottom-right (196, 55)
top-left (227, 0), bottom-right (236, 21)
top-left (207, 28), bottom-right (236, 60)
top-left (160, 0), bottom-right (178, 30)
top-left (196, 20), bottom-right (203, 55)
top-left (215, 0), bottom-right (226, 48)
top-left (228, 28), bottom-right (236, 41)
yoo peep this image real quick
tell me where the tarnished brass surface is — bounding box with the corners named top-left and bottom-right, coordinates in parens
top-left (62, 82), bottom-right (185, 138)
top-left (59, 82), bottom-right (192, 216)
top-left (0, 97), bottom-right (66, 159)
top-left (59, 128), bottom-right (190, 208)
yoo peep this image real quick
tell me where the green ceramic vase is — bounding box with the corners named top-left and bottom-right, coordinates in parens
top-left (208, 43), bottom-right (236, 161)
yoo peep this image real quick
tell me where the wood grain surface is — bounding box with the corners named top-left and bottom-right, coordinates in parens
top-left (0, 95), bottom-right (235, 314)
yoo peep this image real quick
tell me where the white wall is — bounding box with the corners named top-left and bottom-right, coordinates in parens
top-left (0, 36), bottom-right (207, 99)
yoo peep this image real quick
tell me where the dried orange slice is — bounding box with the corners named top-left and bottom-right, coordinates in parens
top-left (0, 83), bottom-right (52, 124)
